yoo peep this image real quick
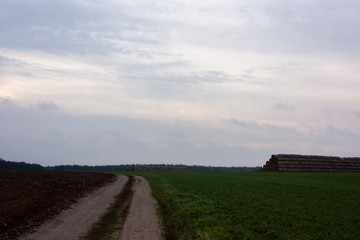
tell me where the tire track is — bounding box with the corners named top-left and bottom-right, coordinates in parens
top-left (19, 174), bottom-right (128, 240)
top-left (18, 174), bottom-right (163, 240)
top-left (117, 176), bottom-right (163, 240)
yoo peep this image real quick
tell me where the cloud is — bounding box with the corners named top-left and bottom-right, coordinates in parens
top-left (0, 97), bottom-right (13, 105)
top-left (0, 102), bottom-right (359, 167)
top-left (325, 125), bottom-right (355, 138)
top-left (2, 0), bottom-right (360, 59)
top-left (227, 118), bottom-right (360, 157)
top-left (0, 55), bottom-right (15, 65)
top-left (0, 55), bottom-right (25, 72)
top-left (37, 101), bottom-right (60, 111)
top-left (253, 0), bottom-right (360, 55)
top-left (229, 119), bottom-right (299, 136)
top-left (274, 102), bottom-right (296, 111)
top-left (0, 0), bottom-right (160, 56)
top-left (1, 0), bottom-right (360, 166)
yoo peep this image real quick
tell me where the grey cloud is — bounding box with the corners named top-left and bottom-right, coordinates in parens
top-left (2, 0), bottom-right (360, 58)
top-left (0, 55), bottom-right (13, 65)
top-left (274, 102), bottom-right (296, 111)
top-left (201, 1), bottom-right (360, 56)
top-left (37, 101), bottom-right (60, 111)
top-left (230, 119), bottom-right (261, 130)
top-left (119, 61), bottom-right (189, 73)
top-left (122, 70), bottom-right (238, 87)
top-left (325, 125), bottom-right (355, 138)
top-left (0, 103), bottom-right (272, 166)
top-left (322, 106), bottom-right (348, 118)
top-left (0, 0), bottom-right (160, 56)
top-left (0, 55), bottom-right (36, 78)
top-left (0, 55), bottom-right (24, 67)
top-left (0, 103), bottom-right (359, 167)
top-left (230, 119), bottom-right (299, 135)
top-left (303, 125), bottom-right (358, 154)
top-left (0, 104), bottom-right (159, 165)
top-left (144, 71), bottom-right (232, 84)
top-left (230, 119), bottom-right (356, 141)
top-left (229, 118), bottom-right (360, 159)
top-left (1, 0), bottom-right (360, 166)
top-left (262, 0), bottom-right (360, 55)
top-left (0, 97), bottom-right (13, 105)
top-left (117, 70), bottom-right (239, 100)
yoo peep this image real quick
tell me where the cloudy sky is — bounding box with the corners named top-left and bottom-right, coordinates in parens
top-left (1, 0), bottom-right (360, 167)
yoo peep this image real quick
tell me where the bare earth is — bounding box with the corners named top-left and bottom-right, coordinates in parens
top-left (18, 174), bottom-right (163, 240)
top-left (117, 176), bottom-right (163, 240)
top-left (19, 174), bottom-right (128, 240)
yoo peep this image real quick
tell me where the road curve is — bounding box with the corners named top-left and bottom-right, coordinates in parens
top-left (20, 174), bottom-right (128, 240)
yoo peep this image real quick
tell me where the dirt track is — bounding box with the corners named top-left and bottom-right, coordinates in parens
top-left (117, 176), bottom-right (162, 240)
top-left (20, 175), bottom-right (128, 240)
top-left (19, 174), bottom-right (163, 240)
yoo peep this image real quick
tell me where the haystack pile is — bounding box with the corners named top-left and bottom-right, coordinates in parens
top-left (261, 154), bottom-right (360, 172)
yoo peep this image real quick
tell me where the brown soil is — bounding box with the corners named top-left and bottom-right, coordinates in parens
top-left (1, 171), bottom-right (162, 240)
top-left (19, 175), bottom-right (128, 240)
top-left (0, 170), bottom-right (116, 240)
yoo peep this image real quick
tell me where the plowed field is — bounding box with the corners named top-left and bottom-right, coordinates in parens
top-left (0, 170), bottom-right (116, 240)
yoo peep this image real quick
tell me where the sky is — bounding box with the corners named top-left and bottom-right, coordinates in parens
top-left (1, 0), bottom-right (360, 167)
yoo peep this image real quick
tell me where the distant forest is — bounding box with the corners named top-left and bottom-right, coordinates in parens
top-left (0, 158), bottom-right (260, 172)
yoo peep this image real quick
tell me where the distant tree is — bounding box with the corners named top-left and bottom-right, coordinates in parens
top-left (0, 158), bottom-right (260, 172)
top-left (0, 158), bottom-right (44, 170)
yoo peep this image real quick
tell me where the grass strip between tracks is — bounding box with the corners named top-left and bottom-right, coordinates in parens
top-left (82, 175), bottom-right (134, 240)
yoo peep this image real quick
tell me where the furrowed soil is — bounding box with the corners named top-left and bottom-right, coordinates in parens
top-left (20, 174), bottom-right (128, 240)
top-left (0, 170), bottom-right (116, 240)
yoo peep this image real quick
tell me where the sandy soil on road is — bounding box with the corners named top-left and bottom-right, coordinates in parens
top-left (117, 176), bottom-right (163, 240)
top-left (19, 174), bottom-right (128, 240)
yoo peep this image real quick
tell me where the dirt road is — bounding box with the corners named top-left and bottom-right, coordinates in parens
top-left (20, 175), bottom-right (128, 240)
top-left (19, 174), bottom-right (163, 240)
top-left (115, 176), bottom-right (162, 240)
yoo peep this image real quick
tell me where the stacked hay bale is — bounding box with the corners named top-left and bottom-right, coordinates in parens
top-left (261, 154), bottom-right (360, 172)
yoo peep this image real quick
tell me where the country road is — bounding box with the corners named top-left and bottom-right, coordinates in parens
top-left (19, 174), bottom-right (163, 240)
top-left (117, 176), bottom-right (162, 240)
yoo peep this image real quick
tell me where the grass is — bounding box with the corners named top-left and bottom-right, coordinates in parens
top-left (82, 175), bottom-right (134, 240)
top-left (138, 172), bottom-right (360, 240)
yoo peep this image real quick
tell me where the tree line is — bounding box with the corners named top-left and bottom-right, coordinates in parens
top-left (0, 158), bottom-right (260, 172)
top-left (0, 158), bottom-right (44, 170)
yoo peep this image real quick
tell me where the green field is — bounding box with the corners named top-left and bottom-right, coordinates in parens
top-left (139, 172), bottom-right (360, 240)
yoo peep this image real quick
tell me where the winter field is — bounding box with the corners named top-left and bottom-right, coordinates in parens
top-left (140, 172), bottom-right (360, 240)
